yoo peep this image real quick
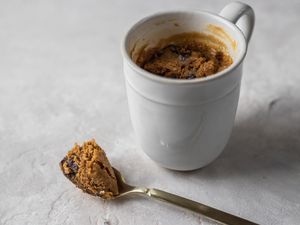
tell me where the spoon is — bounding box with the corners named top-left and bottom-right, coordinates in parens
top-left (60, 155), bottom-right (258, 225)
top-left (111, 167), bottom-right (258, 225)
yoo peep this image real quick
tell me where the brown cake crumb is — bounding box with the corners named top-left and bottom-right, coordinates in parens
top-left (60, 139), bottom-right (119, 199)
top-left (135, 32), bottom-right (233, 79)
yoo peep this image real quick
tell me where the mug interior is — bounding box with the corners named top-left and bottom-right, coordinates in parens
top-left (123, 11), bottom-right (247, 83)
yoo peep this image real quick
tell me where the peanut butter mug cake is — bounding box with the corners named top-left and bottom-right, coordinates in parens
top-left (60, 140), bottom-right (118, 199)
top-left (135, 32), bottom-right (233, 79)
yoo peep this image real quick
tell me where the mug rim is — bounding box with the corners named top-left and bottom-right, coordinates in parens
top-left (121, 10), bottom-right (247, 85)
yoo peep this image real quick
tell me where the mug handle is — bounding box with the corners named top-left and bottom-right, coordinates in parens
top-left (219, 1), bottom-right (255, 43)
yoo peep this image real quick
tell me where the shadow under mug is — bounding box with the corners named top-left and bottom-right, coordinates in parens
top-left (121, 2), bottom-right (255, 171)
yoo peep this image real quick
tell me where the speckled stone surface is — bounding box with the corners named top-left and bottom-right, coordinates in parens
top-left (1, 1), bottom-right (300, 225)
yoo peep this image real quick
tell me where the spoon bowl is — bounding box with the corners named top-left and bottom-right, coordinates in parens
top-left (112, 167), bottom-right (142, 198)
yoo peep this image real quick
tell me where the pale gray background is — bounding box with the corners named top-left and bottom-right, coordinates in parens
top-left (1, 0), bottom-right (300, 225)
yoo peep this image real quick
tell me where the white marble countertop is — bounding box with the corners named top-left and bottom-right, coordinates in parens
top-left (1, 1), bottom-right (300, 224)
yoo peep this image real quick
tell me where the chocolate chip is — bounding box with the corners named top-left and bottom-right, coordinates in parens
top-left (178, 54), bottom-right (186, 61)
top-left (66, 158), bottom-right (78, 174)
top-left (215, 51), bottom-right (223, 62)
top-left (169, 44), bottom-right (177, 52)
top-left (178, 48), bottom-right (191, 61)
top-left (153, 49), bottom-right (164, 58)
top-left (187, 74), bottom-right (196, 79)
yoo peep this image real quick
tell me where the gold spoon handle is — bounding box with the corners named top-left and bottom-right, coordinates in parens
top-left (145, 188), bottom-right (259, 225)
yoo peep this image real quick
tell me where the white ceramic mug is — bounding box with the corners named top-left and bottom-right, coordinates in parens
top-left (121, 2), bottom-right (255, 171)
